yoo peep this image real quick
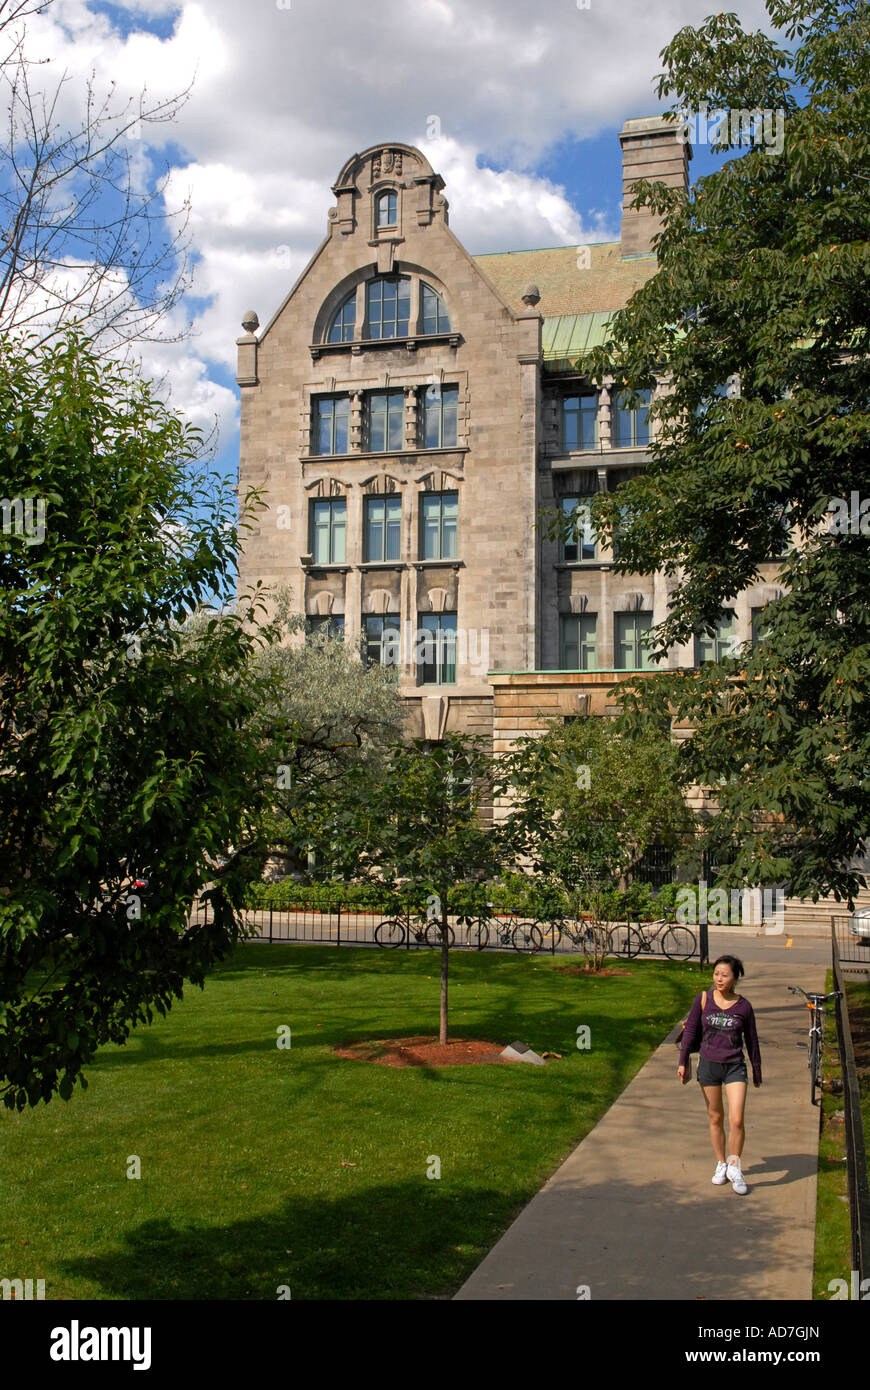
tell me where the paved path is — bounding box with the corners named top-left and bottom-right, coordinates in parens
top-left (454, 961), bottom-right (827, 1300)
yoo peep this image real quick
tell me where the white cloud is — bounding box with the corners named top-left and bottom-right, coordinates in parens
top-left (3, 0), bottom-right (773, 455)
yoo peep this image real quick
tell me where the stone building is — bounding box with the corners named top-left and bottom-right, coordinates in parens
top-left (235, 116), bottom-right (786, 758)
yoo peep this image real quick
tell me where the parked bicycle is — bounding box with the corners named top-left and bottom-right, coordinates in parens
top-left (373, 911), bottom-right (454, 949)
top-left (454, 904), bottom-right (541, 953)
top-left (529, 915), bottom-right (614, 956)
top-left (609, 915), bottom-right (697, 961)
top-left (788, 984), bottom-right (842, 1105)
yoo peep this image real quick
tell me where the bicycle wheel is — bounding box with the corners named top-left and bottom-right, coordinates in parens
top-left (465, 918), bottom-right (489, 950)
top-left (534, 918), bottom-right (563, 951)
top-left (512, 920), bottom-right (543, 952)
top-left (662, 925), bottom-right (697, 960)
top-left (374, 918), bottom-right (405, 948)
top-left (607, 925), bottom-right (644, 959)
top-left (425, 920), bottom-right (455, 948)
top-left (809, 1028), bottom-right (821, 1105)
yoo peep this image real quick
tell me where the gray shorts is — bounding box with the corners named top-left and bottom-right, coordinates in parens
top-left (697, 1056), bottom-right (748, 1086)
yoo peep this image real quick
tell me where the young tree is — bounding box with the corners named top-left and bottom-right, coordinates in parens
top-left (504, 718), bottom-right (696, 969)
top-left (0, 332), bottom-right (280, 1109)
top-left (580, 0), bottom-right (870, 900)
top-left (0, 0), bottom-right (193, 353)
top-left (234, 610), bottom-right (408, 878)
top-left (316, 734), bottom-right (507, 1044)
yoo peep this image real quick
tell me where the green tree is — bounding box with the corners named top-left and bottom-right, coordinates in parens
top-left (317, 734), bottom-right (507, 1044)
top-left (504, 718), bottom-right (696, 968)
top-left (580, 0), bottom-right (870, 900)
top-left (0, 333), bottom-right (281, 1108)
top-left (184, 599), bottom-right (408, 882)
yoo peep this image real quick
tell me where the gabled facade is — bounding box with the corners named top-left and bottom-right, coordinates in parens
top-left (235, 118), bottom-right (786, 752)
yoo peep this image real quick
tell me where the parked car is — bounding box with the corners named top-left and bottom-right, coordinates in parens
top-left (849, 907), bottom-right (870, 942)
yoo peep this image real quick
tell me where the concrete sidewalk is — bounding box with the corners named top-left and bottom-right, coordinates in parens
top-left (454, 962), bottom-right (827, 1300)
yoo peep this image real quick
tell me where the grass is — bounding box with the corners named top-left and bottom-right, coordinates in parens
top-left (0, 942), bottom-right (700, 1300)
top-left (812, 970), bottom-right (850, 1298)
top-left (812, 971), bottom-right (870, 1299)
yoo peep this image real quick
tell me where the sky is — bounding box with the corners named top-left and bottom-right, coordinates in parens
top-left (6, 0), bottom-right (775, 483)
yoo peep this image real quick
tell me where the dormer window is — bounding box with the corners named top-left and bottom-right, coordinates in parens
top-left (327, 291), bottom-right (356, 343)
top-left (366, 275), bottom-right (411, 339)
top-left (376, 191), bottom-right (398, 229)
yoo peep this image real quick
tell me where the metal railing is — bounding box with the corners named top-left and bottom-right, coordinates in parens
top-left (831, 918), bottom-right (870, 1284)
top-left (189, 898), bottom-right (701, 960)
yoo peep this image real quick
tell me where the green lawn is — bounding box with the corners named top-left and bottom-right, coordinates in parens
top-left (0, 943), bottom-right (700, 1300)
top-left (812, 973), bottom-right (870, 1299)
top-left (813, 971), bottom-right (850, 1297)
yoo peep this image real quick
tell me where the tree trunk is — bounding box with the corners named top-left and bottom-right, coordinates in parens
top-left (439, 908), bottom-right (449, 1045)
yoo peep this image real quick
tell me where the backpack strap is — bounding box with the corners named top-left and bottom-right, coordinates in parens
top-left (701, 990), bottom-right (707, 1010)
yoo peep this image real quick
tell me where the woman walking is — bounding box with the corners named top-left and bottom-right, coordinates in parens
top-left (677, 955), bottom-right (762, 1195)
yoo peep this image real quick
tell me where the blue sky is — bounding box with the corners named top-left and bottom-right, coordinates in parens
top-left (3, 0), bottom-right (777, 492)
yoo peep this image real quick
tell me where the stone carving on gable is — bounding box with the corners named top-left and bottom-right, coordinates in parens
top-left (372, 149), bottom-right (403, 179)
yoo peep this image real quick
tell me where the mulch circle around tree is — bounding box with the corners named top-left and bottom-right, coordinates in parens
top-left (332, 1036), bottom-right (506, 1067)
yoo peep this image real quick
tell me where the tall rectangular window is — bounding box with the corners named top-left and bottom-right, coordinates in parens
top-left (367, 390), bottom-right (404, 452)
top-left (364, 495), bottom-right (402, 562)
top-left (560, 497), bottom-right (596, 561)
top-left (421, 284), bottom-right (450, 334)
top-left (561, 393), bottom-right (598, 451)
top-left (422, 384), bottom-right (458, 448)
top-left (612, 388), bottom-right (651, 448)
top-left (420, 491), bottom-right (458, 559)
top-left (314, 395), bottom-right (350, 455)
top-left (751, 605), bottom-right (771, 647)
top-left (364, 615), bottom-right (401, 667)
top-left (694, 611), bottom-right (738, 665)
top-left (417, 613), bottom-right (457, 685)
top-left (614, 611), bottom-right (654, 670)
top-left (366, 276), bottom-right (411, 339)
top-left (376, 192), bottom-right (397, 228)
top-left (310, 498), bottom-right (347, 564)
top-left (560, 614), bottom-right (597, 670)
top-left (306, 615), bottom-right (344, 641)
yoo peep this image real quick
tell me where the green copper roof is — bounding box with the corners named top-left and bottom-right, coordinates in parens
top-left (542, 311), bottom-right (615, 372)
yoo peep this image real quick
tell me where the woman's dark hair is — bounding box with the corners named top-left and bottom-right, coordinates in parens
top-left (713, 954), bottom-right (745, 980)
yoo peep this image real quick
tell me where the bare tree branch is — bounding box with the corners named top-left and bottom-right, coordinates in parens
top-left (0, 0), bottom-right (195, 356)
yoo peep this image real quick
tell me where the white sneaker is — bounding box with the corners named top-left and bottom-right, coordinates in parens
top-left (712, 1161), bottom-right (728, 1185)
top-left (727, 1160), bottom-right (748, 1194)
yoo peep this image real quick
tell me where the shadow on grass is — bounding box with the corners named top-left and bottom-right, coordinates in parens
top-left (60, 1158), bottom-right (804, 1301)
top-left (60, 1181), bottom-right (532, 1301)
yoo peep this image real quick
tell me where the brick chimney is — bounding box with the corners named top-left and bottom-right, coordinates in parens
top-left (619, 115), bottom-right (690, 258)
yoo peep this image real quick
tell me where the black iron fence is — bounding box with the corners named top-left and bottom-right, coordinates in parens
top-left (189, 897), bottom-right (702, 961)
top-left (831, 917), bottom-right (870, 1285)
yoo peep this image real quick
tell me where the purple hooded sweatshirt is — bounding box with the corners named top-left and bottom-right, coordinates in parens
top-left (679, 991), bottom-right (762, 1085)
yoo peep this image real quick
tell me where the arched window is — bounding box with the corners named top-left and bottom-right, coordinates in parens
top-left (421, 283), bottom-right (450, 334)
top-left (366, 276), bottom-right (411, 339)
top-left (376, 191), bottom-right (397, 229)
top-left (327, 291), bottom-right (356, 343)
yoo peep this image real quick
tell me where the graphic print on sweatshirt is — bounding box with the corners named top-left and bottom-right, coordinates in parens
top-left (707, 1010), bottom-right (740, 1032)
